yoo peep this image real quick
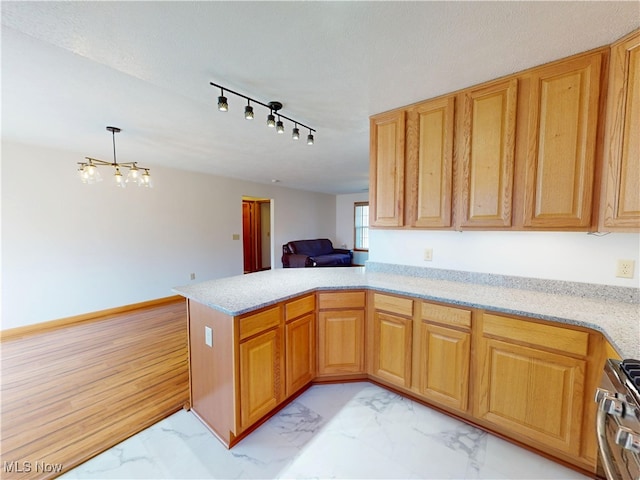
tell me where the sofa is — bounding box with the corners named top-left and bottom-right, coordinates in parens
top-left (282, 239), bottom-right (353, 268)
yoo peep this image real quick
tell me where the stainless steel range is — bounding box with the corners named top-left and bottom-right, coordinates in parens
top-left (595, 359), bottom-right (640, 480)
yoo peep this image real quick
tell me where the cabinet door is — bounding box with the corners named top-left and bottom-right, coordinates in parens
top-left (601, 31), bottom-right (640, 230)
top-left (417, 322), bottom-right (470, 412)
top-left (285, 313), bottom-right (315, 396)
top-left (370, 110), bottom-right (406, 227)
top-left (459, 79), bottom-right (518, 227)
top-left (372, 311), bottom-right (412, 387)
top-left (239, 328), bottom-right (283, 430)
top-left (476, 338), bottom-right (586, 456)
top-left (522, 52), bottom-right (603, 228)
top-left (406, 96), bottom-right (455, 227)
top-left (317, 310), bottom-right (365, 375)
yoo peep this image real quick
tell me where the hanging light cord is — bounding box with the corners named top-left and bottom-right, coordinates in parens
top-left (210, 81), bottom-right (316, 134)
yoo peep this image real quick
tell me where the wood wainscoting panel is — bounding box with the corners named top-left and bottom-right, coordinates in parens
top-left (0, 299), bottom-right (189, 480)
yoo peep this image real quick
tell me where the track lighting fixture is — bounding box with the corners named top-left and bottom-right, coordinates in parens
top-left (210, 81), bottom-right (315, 145)
top-left (77, 126), bottom-right (153, 188)
top-left (244, 100), bottom-right (254, 120)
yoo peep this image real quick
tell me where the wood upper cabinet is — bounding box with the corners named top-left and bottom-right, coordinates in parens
top-left (475, 312), bottom-right (588, 457)
top-left (370, 110), bottom-right (406, 227)
top-left (415, 302), bottom-right (471, 412)
top-left (370, 293), bottom-right (413, 387)
top-left (521, 51), bottom-right (604, 229)
top-left (317, 291), bottom-right (366, 376)
top-left (284, 295), bottom-right (315, 397)
top-left (405, 96), bottom-right (455, 228)
top-left (238, 306), bottom-right (284, 431)
top-left (458, 79), bottom-right (518, 228)
top-left (600, 30), bottom-right (640, 231)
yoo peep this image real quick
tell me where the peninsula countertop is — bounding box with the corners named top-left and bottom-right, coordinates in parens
top-left (173, 266), bottom-right (639, 359)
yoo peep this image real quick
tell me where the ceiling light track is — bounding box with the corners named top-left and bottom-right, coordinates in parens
top-left (210, 81), bottom-right (315, 145)
top-left (77, 126), bottom-right (153, 188)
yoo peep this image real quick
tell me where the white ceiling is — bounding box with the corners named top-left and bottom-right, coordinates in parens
top-left (2, 1), bottom-right (639, 195)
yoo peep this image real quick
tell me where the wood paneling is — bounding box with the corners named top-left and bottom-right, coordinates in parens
top-left (0, 299), bottom-right (189, 480)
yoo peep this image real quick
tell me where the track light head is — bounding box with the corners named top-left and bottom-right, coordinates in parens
top-left (276, 117), bottom-right (284, 134)
top-left (217, 95), bottom-right (228, 112)
top-left (267, 112), bottom-right (276, 128)
top-left (244, 104), bottom-right (254, 120)
top-left (292, 126), bottom-right (300, 140)
top-left (307, 132), bottom-right (314, 145)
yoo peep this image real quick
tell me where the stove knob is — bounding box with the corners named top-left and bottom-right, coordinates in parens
top-left (615, 427), bottom-right (640, 454)
top-left (601, 396), bottom-right (625, 417)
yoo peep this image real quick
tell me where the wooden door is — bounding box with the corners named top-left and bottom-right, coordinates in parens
top-left (600, 30), bottom-right (640, 230)
top-left (372, 311), bottom-right (412, 387)
top-left (406, 96), bottom-right (455, 227)
top-left (317, 310), bottom-right (365, 375)
top-left (285, 313), bottom-right (315, 396)
top-left (459, 79), bottom-right (518, 228)
top-left (522, 52), bottom-right (603, 228)
top-left (242, 200), bottom-right (261, 273)
top-left (476, 338), bottom-right (586, 455)
top-left (417, 322), bottom-right (470, 411)
top-left (239, 328), bottom-right (283, 430)
top-left (370, 110), bottom-right (406, 227)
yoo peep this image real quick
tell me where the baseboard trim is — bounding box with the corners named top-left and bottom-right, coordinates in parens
top-left (0, 295), bottom-right (185, 341)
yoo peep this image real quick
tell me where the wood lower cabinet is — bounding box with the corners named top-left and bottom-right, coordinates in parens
top-left (238, 326), bottom-right (283, 430)
top-left (475, 312), bottom-right (588, 457)
top-left (317, 291), bottom-right (366, 376)
top-left (600, 29), bottom-right (640, 231)
top-left (370, 293), bottom-right (413, 387)
top-left (284, 295), bottom-right (315, 396)
top-left (415, 302), bottom-right (471, 412)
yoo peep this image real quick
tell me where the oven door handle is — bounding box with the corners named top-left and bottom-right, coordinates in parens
top-left (596, 393), bottom-right (621, 480)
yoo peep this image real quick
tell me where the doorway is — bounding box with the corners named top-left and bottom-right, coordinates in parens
top-left (242, 197), bottom-right (272, 274)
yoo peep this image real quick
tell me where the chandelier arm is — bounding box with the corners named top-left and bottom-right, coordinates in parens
top-left (209, 81), bottom-right (315, 133)
top-left (81, 158), bottom-right (150, 170)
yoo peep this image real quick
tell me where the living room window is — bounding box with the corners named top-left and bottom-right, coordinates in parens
top-left (354, 202), bottom-right (369, 251)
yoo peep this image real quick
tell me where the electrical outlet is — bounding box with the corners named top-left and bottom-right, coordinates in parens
top-left (424, 248), bottom-right (433, 261)
top-left (616, 259), bottom-right (635, 279)
top-left (190, 273), bottom-right (196, 280)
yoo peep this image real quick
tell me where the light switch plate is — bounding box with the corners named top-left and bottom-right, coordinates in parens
top-left (205, 326), bottom-right (213, 347)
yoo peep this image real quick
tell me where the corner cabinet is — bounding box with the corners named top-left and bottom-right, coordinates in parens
top-left (317, 291), bottom-right (366, 377)
top-left (600, 30), bottom-right (640, 231)
top-left (474, 312), bottom-right (588, 457)
top-left (520, 51), bottom-right (604, 229)
top-left (368, 293), bottom-right (413, 388)
top-left (370, 110), bottom-right (406, 227)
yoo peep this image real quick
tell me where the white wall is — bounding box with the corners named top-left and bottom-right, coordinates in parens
top-left (336, 192), bottom-right (369, 265)
top-left (370, 229), bottom-right (640, 288)
top-left (1, 141), bottom-right (336, 329)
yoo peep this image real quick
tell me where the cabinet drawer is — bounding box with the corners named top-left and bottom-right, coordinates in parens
top-left (482, 313), bottom-right (589, 357)
top-left (239, 306), bottom-right (280, 341)
top-left (421, 302), bottom-right (471, 329)
top-left (374, 293), bottom-right (413, 317)
top-left (285, 294), bottom-right (315, 322)
top-left (318, 291), bottom-right (365, 310)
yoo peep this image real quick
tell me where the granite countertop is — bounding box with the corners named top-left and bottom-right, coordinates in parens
top-left (173, 265), bottom-right (639, 359)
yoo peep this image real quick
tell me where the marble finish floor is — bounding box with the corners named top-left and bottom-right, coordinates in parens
top-left (61, 382), bottom-right (589, 479)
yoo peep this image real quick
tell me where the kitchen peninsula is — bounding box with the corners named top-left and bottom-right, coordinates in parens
top-left (174, 263), bottom-right (639, 474)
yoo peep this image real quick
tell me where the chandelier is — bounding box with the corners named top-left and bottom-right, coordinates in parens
top-left (210, 82), bottom-right (316, 145)
top-left (77, 126), bottom-right (153, 188)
